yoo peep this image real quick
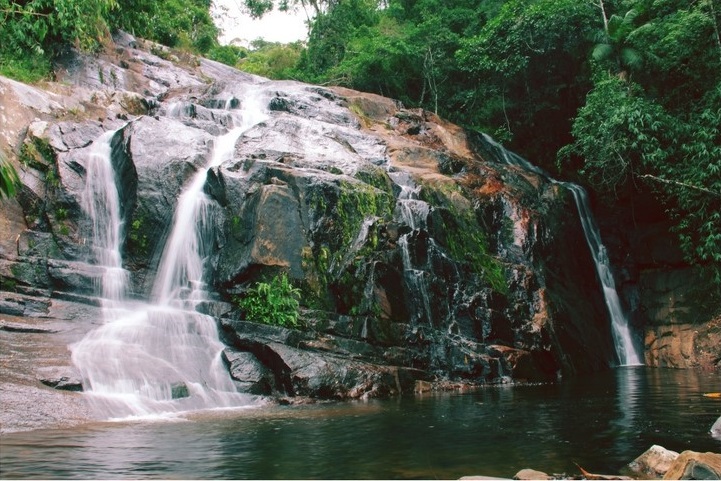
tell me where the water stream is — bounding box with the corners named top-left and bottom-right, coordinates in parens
top-left (71, 89), bottom-right (269, 419)
top-left (479, 134), bottom-right (643, 366)
top-left (390, 171), bottom-right (435, 325)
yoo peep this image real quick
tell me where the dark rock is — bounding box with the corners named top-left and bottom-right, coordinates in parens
top-left (222, 348), bottom-right (273, 394)
top-left (3, 32), bottom-right (683, 407)
top-left (38, 367), bottom-right (83, 392)
top-left (170, 382), bottom-right (189, 399)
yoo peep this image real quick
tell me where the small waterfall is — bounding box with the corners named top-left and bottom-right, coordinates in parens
top-left (390, 171), bottom-right (434, 325)
top-left (72, 89), bottom-right (268, 419)
top-left (153, 94), bottom-right (266, 306)
top-left (479, 134), bottom-right (643, 366)
top-left (80, 129), bottom-right (129, 305)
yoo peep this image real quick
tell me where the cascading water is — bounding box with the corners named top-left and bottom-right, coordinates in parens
top-left (79, 129), bottom-right (129, 306)
top-left (479, 134), bottom-right (643, 366)
top-left (389, 171), bottom-right (434, 325)
top-left (72, 89), bottom-right (269, 419)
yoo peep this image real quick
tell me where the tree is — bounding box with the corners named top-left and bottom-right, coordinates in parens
top-left (592, 7), bottom-right (644, 79)
top-left (108, 0), bottom-right (219, 53)
top-left (456, 0), bottom-right (599, 169)
top-left (1, 0), bottom-right (116, 80)
top-left (0, 0), bottom-right (117, 55)
top-left (238, 41), bottom-right (303, 78)
top-left (562, 0), bottom-right (721, 277)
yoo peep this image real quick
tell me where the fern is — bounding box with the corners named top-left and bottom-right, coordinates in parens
top-left (238, 273), bottom-right (302, 328)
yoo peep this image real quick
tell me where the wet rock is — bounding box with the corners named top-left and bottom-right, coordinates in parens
top-left (170, 382), bottom-right (189, 399)
top-left (38, 367), bottom-right (83, 392)
top-left (663, 451), bottom-right (721, 480)
top-left (222, 348), bottom-right (273, 394)
top-left (1, 28), bottom-right (651, 406)
top-left (644, 317), bottom-right (721, 369)
top-left (711, 416), bottom-right (721, 438)
top-left (627, 444), bottom-right (680, 479)
top-left (0, 320), bottom-right (56, 333)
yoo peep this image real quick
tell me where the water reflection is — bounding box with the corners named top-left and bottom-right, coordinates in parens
top-left (1, 368), bottom-right (719, 479)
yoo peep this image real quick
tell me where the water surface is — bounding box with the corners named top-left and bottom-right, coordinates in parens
top-left (1, 367), bottom-right (719, 479)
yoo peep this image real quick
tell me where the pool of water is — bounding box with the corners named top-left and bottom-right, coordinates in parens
top-left (1, 367), bottom-right (719, 479)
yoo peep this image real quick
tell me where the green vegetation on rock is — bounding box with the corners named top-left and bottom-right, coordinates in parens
top-left (0, 151), bottom-right (20, 200)
top-left (238, 273), bottom-right (302, 328)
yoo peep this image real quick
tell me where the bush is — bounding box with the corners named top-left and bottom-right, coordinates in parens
top-left (238, 273), bottom-right (302, 328)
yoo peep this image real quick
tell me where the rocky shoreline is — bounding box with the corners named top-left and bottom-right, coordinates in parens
top-left (462, 445), bottom-right (721, 480)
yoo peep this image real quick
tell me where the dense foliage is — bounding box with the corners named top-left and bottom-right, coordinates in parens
top-left (260, 0), bottom-right (720, 277)
top-left (1, 0), bottom-right (719, 273)
top-left (238, 274), bottom-right (302, 328)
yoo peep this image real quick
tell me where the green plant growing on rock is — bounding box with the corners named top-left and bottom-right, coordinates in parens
top-left (238, 273), bottom-right (302, 328)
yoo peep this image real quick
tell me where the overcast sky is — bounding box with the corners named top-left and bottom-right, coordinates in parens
top-left (212, 0), bottom-right (310, 46)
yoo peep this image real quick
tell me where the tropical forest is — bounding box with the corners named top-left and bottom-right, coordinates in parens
top-left (0, 0), bottom-right (719, 478)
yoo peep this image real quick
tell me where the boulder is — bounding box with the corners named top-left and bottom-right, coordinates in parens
top-left (663, 451), bottom-right (721, 480)
top-left (627, 445), bottom-right (680, 479)
top-left (221, 348), bottom-right (274, 394)
top-left (38, 366), bottom-right (84, 392)
top-left (711, 416), bottom-right (721, 438)
top-left (513, 469), bottom-right (553, 480)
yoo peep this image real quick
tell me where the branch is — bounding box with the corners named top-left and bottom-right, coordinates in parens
top-left (0, 8), bottom-right (50, 17)
top-left (640, 174), bottom-right (721, 197)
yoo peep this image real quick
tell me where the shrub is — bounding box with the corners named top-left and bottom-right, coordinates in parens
top-left (238, 273), bottom-right (302, 328)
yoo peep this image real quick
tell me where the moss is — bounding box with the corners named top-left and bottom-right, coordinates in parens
top-left (349, 102), bottom-right (373, 128)
top-left (0, 276), bottom-right (18, 291)
top-left (20, 137), bottom-right (55, 172)
top-left (303, 180), bottom-right (393, 312)
top-left (354, 166), bottom-right (393, 194)
top-left (127, 216), bottom-right (149, 255)
top-left (421, 179), bottom-right (508, 293)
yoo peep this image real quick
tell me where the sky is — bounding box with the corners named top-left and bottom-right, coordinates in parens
top-left (212, 0), bottom-right (310, 46)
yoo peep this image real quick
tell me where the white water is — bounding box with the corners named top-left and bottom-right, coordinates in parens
top-left (389, 171), bottom-right (435, 325)
top-left (480, 134), bottom-right (643, 366)
top-left (79, 129), bottom-right (129, 305)
top-left (72, 89), bottom-right (269, 418)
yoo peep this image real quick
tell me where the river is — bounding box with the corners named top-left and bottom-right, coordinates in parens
top-left (1, 367), bottom-right (719, 479)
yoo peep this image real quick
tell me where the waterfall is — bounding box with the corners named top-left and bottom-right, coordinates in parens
top-left (389, 171), bottom-right (435, 325)
top-left (152, 97), bottom-right (264, 305)
top-left (71, 89), bottom-right (268, 419)
top-left (479, 134), bottom-right (643, 366)
top-left (80, 129), bottom-right (129, 306)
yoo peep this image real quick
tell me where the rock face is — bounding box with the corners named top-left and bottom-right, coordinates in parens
top-left (0, 31), bottom-right (633, 406)
top-left (597, 189), bottom-right (721, 370)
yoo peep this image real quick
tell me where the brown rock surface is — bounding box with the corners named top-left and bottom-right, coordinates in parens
top-left (627, 445), bottom-right (680, 479)
top-left (645, 316), bottom-right (721, 369)
top-left (662, 451), bottom-right (721, 480)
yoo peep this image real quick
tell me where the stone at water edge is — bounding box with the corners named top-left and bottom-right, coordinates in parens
top-left (662, 451), bottom-right (721, 480)
top-left (711, 416), bottom-right (721, 438)
top-left (626, 445), bottom-right (680, 479)
top-left (512, 468), bottom-right (554, 480)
